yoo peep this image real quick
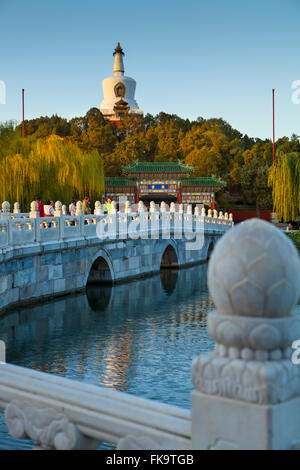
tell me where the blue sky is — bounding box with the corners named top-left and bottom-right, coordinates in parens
top-left (0, 0), bottom-right (299, 139)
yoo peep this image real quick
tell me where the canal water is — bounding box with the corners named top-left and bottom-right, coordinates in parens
top-left (0, 263), bottom-right (299, 450)
top-left (0, 263), bottom-right (215, 449)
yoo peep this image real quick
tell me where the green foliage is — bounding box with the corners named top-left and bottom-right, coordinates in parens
top-left (239, 155), bottom-right (273, 215)
top-left (2, 108), bottom-right (300, 214)
top-left (268, 152), bottom-right (300, 221)
top-left (285, 231), bottom-right (300, 252)
top-left (0, 135), bottom-right (104, 210)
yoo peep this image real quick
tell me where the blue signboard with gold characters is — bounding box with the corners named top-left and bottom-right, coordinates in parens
top-left (137, 180), bottom-right (179, 194)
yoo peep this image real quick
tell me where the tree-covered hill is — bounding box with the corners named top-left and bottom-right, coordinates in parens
top-left (0, 108), bottom-right (299, 219)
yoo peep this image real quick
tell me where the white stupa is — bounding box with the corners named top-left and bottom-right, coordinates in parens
top-left (100, 43), bottom-right (143, 122)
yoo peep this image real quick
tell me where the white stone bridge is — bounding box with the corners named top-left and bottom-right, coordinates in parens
top-left (1, 203), bottom-right (300, 450)
top-left (0, 200), bottom-right (232, 312)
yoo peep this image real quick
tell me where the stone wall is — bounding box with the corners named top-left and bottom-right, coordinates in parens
top-left (0, 233), bottom-right (219, 313)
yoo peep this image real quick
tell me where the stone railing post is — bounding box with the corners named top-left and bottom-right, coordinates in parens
top-left (1, 201), bottom-right (10, 219)
top-left (94, 201), bottom-right (103, 215)
top-left (54, 201), bottom-right (62, 217)
top-left (149, 201), bottom-right (156, 213)
top-left (170, 202), bottom-right (176, 214)
top-left (160, 201), bottom-right (166, 213)
top-left (149, 201), bottom-right (159, 239)
top-left (1, 202), bottom-right (11, 245)
top-left (62, 205), bottom-right (67, 216)
top-left (75, 201), bottom-right (83, 216)
top-left (75, 201), bottom-right (84, 237)
top-left (125, 201), bottom-right (131, 214)
top-left (191, 218), bottom-right (300, 450)
top-left (138, 201), bottom-right (145, 213)
top-left (28, 201), bottom-right (39, 242)
top-left (13, 202), bottom-right (20, 215)
top-left (54, 202), bottom-right (63, 240)
top-left (29, 201), bottom-right (39, 219)
top-left (110, 201), bottom-right (117, 215)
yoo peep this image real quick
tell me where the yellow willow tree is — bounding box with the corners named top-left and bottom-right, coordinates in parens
top-left (268, 151), bottom-right (300, 221)
top-left (0, 135), bottom-right (105, 210)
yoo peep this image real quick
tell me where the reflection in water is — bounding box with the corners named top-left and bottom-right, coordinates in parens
top-left (160, 269), bottom-right (179, 296)
top-left (86, 285), bottom-right (113, 311)
top-left (0, 263), bottom-right (215, 449)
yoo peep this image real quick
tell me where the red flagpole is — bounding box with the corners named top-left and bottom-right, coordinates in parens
top-left (272, 88), bottom-right (275, 167)
top-left (22, 89), bottom-right (25, 139)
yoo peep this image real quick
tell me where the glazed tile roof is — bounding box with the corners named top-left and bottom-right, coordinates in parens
top-left (105, 175), bottom-right (224, 189)
top-left (122, 161), bottom-right (194, 174)
top-left (105, 177), bottom-right (135, 187)
top-left (181, 177), bottom-right (224, 187)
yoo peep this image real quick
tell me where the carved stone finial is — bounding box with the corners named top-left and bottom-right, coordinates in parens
top-left (192, 218), bottom-right (300, 405)
top-left (207, 209), bottom-right (212, 218)
top-left (170, 202), bottom-right (176, 213)
top-left (150, 201), bottom-right (156, 213)
top-left (138, 201), bottom-right (145, 213)
top-left (208, 218), bottom-right (300, 318)
top-left (125, 201), bottom-right (131, 214)
top-left (54, 201), bottom-right (62, 217)
top-left (186, 205), bottom-right (192, 215)
top-left (201, 207), bottom-right (206, 217)
top-left (29, 201), bottom-right (39, 218)
top-left (94, 201), bottom-right (103, 215)
top-left (13, 202), bottom-right (20, 214)
top-left (194, 206), bottom-right (200, 216)
top-left (75, 201), bottom-right (83, 216)
top-left (213, 209), bottom-right (218, 218)
top-left (2, 201), bottom-right (10, 213)
top-left (160, 201), bottom-right (167, 213)
top-left (110, 201), bottom-right (117, 214)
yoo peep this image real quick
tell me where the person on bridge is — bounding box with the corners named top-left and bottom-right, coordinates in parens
top-left (82, 196), bottom-right (91, 215)
top-left (36, 197), bottom-right (44, 218)
top-left (105, 198), bottom-right (112, 214)
top-left (44, 200), bottom-right (54, 216)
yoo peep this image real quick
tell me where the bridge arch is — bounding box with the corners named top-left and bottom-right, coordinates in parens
top-left (85, 248), bottom-right (115, 285)
top-left (160, 241), bottom-right (179, 269)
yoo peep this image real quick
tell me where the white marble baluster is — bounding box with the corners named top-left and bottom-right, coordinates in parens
top-left (192, 218), bottom-right (300, 450)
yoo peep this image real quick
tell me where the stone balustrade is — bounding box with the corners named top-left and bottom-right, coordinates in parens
top-left (0, 200), bottom-right (233, 250)
top-left (0, 218), bottom-right (299, 450)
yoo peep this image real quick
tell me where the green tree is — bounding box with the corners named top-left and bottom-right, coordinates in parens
top-left (0, 135), bottom-right (105, 209)
top-left (180, 126), bottom-right (230, 176)
top-left (239, 156), bottom-right (273, 217)
top-left (268, 151), bottom-right (300, 221)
